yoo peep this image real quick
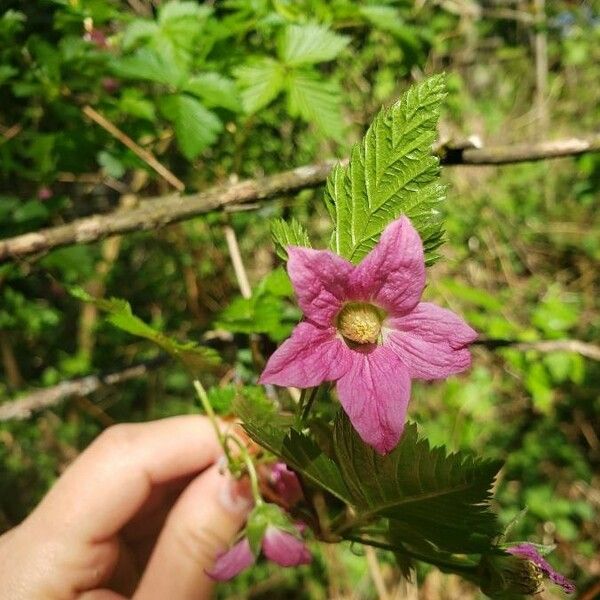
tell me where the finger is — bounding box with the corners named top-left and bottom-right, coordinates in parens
top-left (134, 464), bottom-right (252, 600)
top-left (29, 416), bottom-right (225, 542)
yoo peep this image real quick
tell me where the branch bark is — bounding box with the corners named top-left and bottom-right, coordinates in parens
top-left (1, 134), bottom-right (599, 263)
top-left (0, 358), bottom-right (167, 421)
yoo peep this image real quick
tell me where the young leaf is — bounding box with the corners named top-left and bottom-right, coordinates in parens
top-left (333, 411), bottom-right (502, 553)
top-left (184, 72), bottom-right (241, 112)
top-left (280, 24), bottom-right (350, 66)
top-left (234, 57), bottom-right (285, 113)
top-left (159, 94), bottom-right (222, 159)
top-left (286, 71), bottom-right (345, 141)
top-left (325, 74), bottom-right (447, 264)
top-left (271, 218), bottom-right (312, 260)
top-left (70, 287), bottom-right (220, 373)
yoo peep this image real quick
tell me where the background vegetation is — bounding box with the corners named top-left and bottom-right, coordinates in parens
top-left (0, 0), bottom-right (598, 598)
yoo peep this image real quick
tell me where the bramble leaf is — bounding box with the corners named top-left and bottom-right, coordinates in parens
top-left (280, 24), bottom-right (350, 66)
top-left (271, 218), bottom-right (312, 260)
top-left (70, 287), bottom-right (220, 373)
top-left (325, 74), bottom-right (447, 264)
top-left (234, 57), bottom-right (285, 113)
top-left (286, 71), bottom-right (345, 141)
top-left (235, 394), bottom-right (351, 503)
top-left (159, 94), bottom-right (222, 159)
top-left (216, 269), bottom-right (298, 341)
top-left (333, 411), bottom-right (502, 553)
top-left (184, 72), bottom-right (241, 112)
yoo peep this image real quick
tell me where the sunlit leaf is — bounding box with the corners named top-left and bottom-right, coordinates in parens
top-left (280, 23), bottom-right (350, 66)
top-left (325, 74), bottom-right (447, 264)
top-left (70, 287), bottom-right (220, 374)
top-left (271, 218), bottom-right (312, 260)
top-left (159, 94), bottom-right (222, 159)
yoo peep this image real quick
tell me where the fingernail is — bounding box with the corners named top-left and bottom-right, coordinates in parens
top-left (219, 472), bottom-right (254, 515)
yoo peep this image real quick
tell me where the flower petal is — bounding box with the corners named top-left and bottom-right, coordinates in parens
top-left (349, 216), bottom-right (425, 315)
top-left (336, 346), bottom-right (411, 454)
top-left (262, 526), bottom-right (312, 567)
top-left (385, 302), bottom-right (477, 380)
top-left (270, 462), bottom-right (304, 507)
top-left (507, 544), bottom-right (575, 594)
top-left (206, 538), bottom-right (255, 581)
top-left (259, 321), bottom-right (352, 388)
top-left (287, 246), bottom-right (354, 326)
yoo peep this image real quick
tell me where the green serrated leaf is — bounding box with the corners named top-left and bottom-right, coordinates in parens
top-left (184, 72), bottom-right (241, 112)
top-left (110, 47), bottom-right (179, 86)
top-left (333, 411), bottom-right (502, 553)
top-left (159, 94), bottom-right (222, 159)
top-left (271, 218), bottom-right (312, 260)
top-left (280, 23), bottom-right (350, 66)
top-left (69, 287), bottom-right (220, 374)
top-left (121, 19), bottom-right (159, 51)
top-left (286, 71), bottom-right (345, 141)
top-left (325, 74), bottom-right (447, 264)
top-left (234, 57), bottom-right (285, 113)
top-left (235, 394), bottom-right (351, 503)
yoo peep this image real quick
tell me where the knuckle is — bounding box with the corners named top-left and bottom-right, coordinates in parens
top-left (93, 423), bottom-right (138, 456)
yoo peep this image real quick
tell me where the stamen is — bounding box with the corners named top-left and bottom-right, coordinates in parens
top-left (337, 303), bottom-right (383, 345)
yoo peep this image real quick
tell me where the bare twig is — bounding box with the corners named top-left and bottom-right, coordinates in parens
top-left (223, 225), bottom-right (252, 300)
top-left (476, 338), bottom-right (600, 361)
top-left (0, 123), bottom-right (22, 145)
top-left (0, 358), bottom-right (167, 421)
top-left (1, 134), bottom-right (600, 263)
top-left (365, 546), bottom-right (391, 600)
top-left (82, 105), bottom-right (185, 192)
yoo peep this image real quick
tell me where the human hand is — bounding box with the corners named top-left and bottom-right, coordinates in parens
top-left (0, 416), bottom-right (253, 599)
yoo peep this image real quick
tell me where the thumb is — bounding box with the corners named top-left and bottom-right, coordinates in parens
top-left (133, 463), bottom-right (252, 600)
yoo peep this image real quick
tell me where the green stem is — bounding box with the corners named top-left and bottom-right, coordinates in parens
top-left (226, 434), bottom-right (263, 507)
top-left (194, 380), bottom-right (264, 506)
top-left (344, 535), bottom-right (479, 576)
top-left (300, 386), bottom-right (318, 422)
top-left (194, 379), bottom-right (224, 446)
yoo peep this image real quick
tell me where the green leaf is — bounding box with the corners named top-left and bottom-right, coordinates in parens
top-left (325, 74), bottom-right (447, 264)
top-left (235, 394), bottom-right (351, 503)
top-left (234, 57), bottom-right (285, 113)
top-left (271, 218), bottom-right (312, 260)
top-left (183, 72), bottom-right (241, 112)
top-left (159, 94), bottom-right (222, 159)
top-left (286, 71), bottom-right (345, 141)
top-left (122, 19), bottom-right (159, 51)
top-left (215, 270), bottom-right (298, 342)
top-left (69, 287), bottom-right (220, 374)
top-left (111, 47), bottom-right (178, 86)
top-left (97, 151), bottom-right (125, 178)
top-left (333, 411), bottom-right (502, 553)
top-left (118, 89), bottom-right (157, 122)
top-left (158, 0), bottom-right (211, 45)
top-left (280, 23), bottom-right (350, 66)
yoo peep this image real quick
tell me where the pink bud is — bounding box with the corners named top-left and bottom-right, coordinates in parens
top-left (262, 526), bottom-right (311, 567)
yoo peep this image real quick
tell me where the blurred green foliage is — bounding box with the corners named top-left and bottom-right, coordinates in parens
top-left (1, 0), bottom-right (599, 597)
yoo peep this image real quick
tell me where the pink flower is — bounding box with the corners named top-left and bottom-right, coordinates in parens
top-left (260, 216), bottom-right (477, 453)
top-left (507, 543), bottom-right (575, 594)
top-left (207, 526), bottom-right (311, 581)
top-left (270, 462), bottom-right (303, 506)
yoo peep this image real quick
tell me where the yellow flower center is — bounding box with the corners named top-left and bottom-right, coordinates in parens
top-left (337, 303), bottom-right (383, 345)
